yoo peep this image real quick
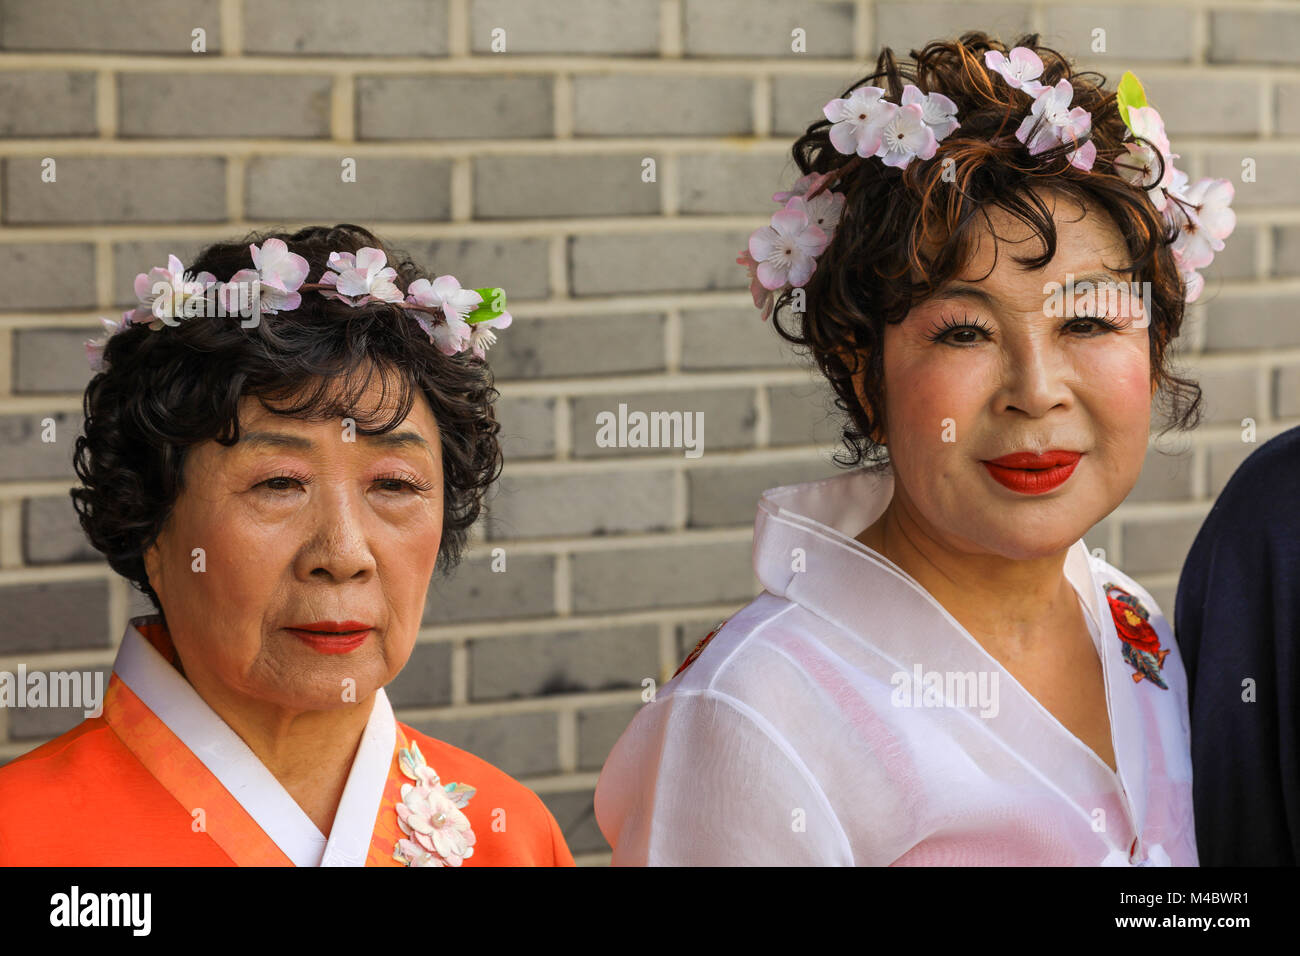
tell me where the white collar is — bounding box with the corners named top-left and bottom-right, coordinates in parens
top-left (113, 617), bottom-right (396, 867)
top-left (750, 468), bottom-right (1154, 854)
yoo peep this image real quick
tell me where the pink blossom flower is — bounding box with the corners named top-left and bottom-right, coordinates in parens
top-left (824, 85), bottom-right (899, 158)
top-left (1015, 78), bottom-right (1096, 171)
top-left (772, 170), bottom-right (837, 204)
top-left (875, 102), bottom-right (940, 169)
top-left (1113, 106), bottom-right (1178, 210)
top-left (405, 275), bottom-right (483, 325)
top-left (1170, 177), bottom-right (1236, 270)
top-left (747, 197), bottom-right (829, 290)
top-left (317, 247), bottom-right (403, 306)
top-left (130, 255), bottom-right (217, 328)
top-left (228, 238), bottom-right (310, 315)
top-left (737, 249), bottom-right (779, 321)
top-left (469, 311), bottom-right (513, 359)
top-left (984, 47), bottom-right (1048, 97)
top-left (901, 84), bottom-right (960, 142)
top-left (391, 742), bottom-right (477, 867)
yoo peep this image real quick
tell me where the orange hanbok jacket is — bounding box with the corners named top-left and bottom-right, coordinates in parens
top-left (0, 617), bottom-right (575, 867)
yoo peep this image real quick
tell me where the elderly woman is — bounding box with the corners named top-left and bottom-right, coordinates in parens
top-left (0, 223), bottom-right (573, 867)
top-left (596, 34), bottom-right (1234, 865)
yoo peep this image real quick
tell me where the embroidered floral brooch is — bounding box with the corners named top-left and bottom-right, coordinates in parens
top-left (673, 619), bottom-right (729, 678)
top-left (1104, 583), bottom-right (1171, 690)
top-left (392, 740), bottom-right (478, 867)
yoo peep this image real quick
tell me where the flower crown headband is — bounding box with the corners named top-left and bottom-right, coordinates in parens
top-left (739, 46), bottom-right (1236, 320)
top-left (85, 239), bottom-right (512, 372)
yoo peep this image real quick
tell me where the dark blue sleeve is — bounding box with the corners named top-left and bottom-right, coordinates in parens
top-left (1174, 425), bottom-right (1300, 866)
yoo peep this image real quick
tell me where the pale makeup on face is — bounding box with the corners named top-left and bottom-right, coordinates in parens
top-left (853, 192), bottom-right (1156, 657)
top-left (142, 372), bottom-right (444, 833)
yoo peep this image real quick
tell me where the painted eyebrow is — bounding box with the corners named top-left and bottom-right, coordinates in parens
top-left (234, 429), bottom-right (433, 456)
top-left (932, 269), bottom-right (1128, 306)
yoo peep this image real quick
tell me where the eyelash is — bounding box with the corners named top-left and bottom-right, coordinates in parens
top-left (257, 470), bottom-right (434, 494)
top-left (924, 311), bottom-right (1124, 344)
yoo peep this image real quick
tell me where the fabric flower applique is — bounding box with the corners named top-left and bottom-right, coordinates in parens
top-left (228, 237), bottom-right (311, 315)
top-left (1104, 583), bottom-right (1171, 690)
top-left (317, 247), bottom-right (404, 306)
top-left (392, 739), bottom-right (478, 867)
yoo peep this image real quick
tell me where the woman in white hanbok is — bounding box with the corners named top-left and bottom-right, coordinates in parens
top-left (595, 33), bottom-right (1232, 866)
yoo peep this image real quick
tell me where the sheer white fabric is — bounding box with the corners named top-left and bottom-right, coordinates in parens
top-left (594, 468), bottom-right (1197, 866)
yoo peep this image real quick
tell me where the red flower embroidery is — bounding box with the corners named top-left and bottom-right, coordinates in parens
top-left (1104, 583), bottom-right (1171, 689)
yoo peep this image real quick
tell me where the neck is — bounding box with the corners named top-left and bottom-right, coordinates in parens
top-left (857, 493), bottom-right (1080, 658)
top-left (174, 656), bottom-right (376, 837)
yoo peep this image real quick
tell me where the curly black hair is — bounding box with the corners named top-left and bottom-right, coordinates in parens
top-left (770, 31), bottom-right (1203, 470)
top-left (71, 223), bottom-right (502, 619)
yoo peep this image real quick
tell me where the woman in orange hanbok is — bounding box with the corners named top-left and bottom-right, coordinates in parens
top-left (0, 224), bottom-right (572, 867)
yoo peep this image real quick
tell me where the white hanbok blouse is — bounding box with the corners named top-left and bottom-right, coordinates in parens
top-left (594, 468), bottom-right (1197, 866)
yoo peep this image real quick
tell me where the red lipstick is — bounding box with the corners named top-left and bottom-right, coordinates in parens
top-left (981, 450), bottom-right (1082, 495)
top-left (284, 620), bottom-right (372, 654)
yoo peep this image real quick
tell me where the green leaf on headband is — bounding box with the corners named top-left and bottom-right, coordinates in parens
top-left (466, 286), bottom-right (507, 324)
top-left (1115, 71), bottom-right (1148, 133)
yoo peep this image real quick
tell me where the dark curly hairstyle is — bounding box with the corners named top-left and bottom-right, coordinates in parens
top-left (770, 31), bottom-right (1203, 469)
top-left (71, 223), bottom-right (503, 618)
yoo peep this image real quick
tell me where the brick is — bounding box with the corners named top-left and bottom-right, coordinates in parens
top-left (768, 379), bottom-right (843, 446)
top-left (1272, 225), bottom-right (1300, 278)
top-left (1194, 364), bottom-right (1260, 427)
top-left (0, 580), bottom-right (110, 653)
top-left (242, 0), bottom-right (449, 57)
top-left (680, 306), bottom-right (805, 371)
top-left (356, 75), bottom-right (553, 140)
top-left (873, 3), bottom-right (1031, 59)
top-left (1274, 365), bottom-right (1300, 419)
top-left (2, 157), bottom-right (226, 225)
top-left (1119, 514), bottom-right (1206, 575)
top-left (382, 641), bottom-right (452, 709)
top-left (119, 73), bottom-right (333, 139)
top-left (569, 230), bottom-right (752, 296)
top-left (5, 666), bottom-right (110, 740)
top-left (571, 539), bottom-right (754, 613)
top-left (1203, 296), bottom-right (1300, 352)
top-left (538, 788), bottom-right (608, 855)
top-left (422, 552), bottom-right (555, 623)
top-left (570, 388), bottom-right (756, 458)
top-left (677, 152), bottom-right (798, 215)
top-left (489, 314), bottom-right (667, 381)
top-left (12, 328), bottom-right (97, 394)
top-left (573, 75), bottom-right (753, 137)
top-left (1276, 82), bottom-right (1300, 137)
top-left (688, 459), bottom-right (833, 527)
top-left (773, 75), bottom-right (850, 137)
top-left (1201, 153), bottom-right (1298, 209)
top-left (1209, 10), bottom-right (1300, 66)
top-left (0, 243), bottom-right (96, 311)
top-left (397, 237), bottom-right (551, 302)
top-left (469, 624), bottom-right (659, 701)
top-left (23, 497), bottom-right (99, 564)
top-left (485, 470), bottom-right (675, 539)
top-left (406, 710), bottom-right (558, 777)
top-left (0, 0), bottom-right (220, 53)
top-left (473, 155), bottom-right (661, 220)
top-left (1206, 438), bottom-right (1258, 497)
top-left (0, 72), bottom-right (96, 136)
top-left (1137, 74), bottom-right (1262, 137)
top-left (1124, 445), bottom-right (1194, 505)
top-left (244, 156), bottom-right (451, 221)
top-left (470, 0), bottom-right (659, 55)
top-left (1201, 222), bottom-right (1256, 282)
top-left (1044, 6), bottom-right (1193, 63)
top-left (683, 0), bottom-right (855, 58)
top-left (576, 702), bottom-right (641, 770)
top-left (0, 412), bottom-right (82, 481)
top-left (494, 395), bottom-right (556, 462)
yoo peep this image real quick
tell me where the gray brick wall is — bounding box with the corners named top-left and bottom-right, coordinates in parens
top-left (1, 0), bottom-right (1296, 867)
